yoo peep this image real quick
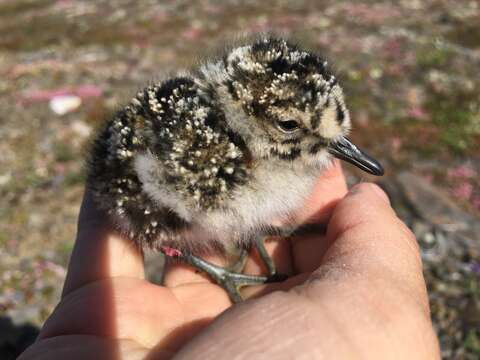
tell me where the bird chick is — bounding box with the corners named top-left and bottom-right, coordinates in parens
top-left (87, 36), bottom-right (384, 302)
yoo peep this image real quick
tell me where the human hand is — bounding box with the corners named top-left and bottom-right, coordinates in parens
top-left (19, 162), bottom-right (439, 359)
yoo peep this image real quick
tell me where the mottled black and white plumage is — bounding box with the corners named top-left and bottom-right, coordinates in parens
top-left (87, 36), bottom-right (382, 260)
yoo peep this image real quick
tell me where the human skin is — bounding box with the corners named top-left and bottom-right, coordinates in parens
top-left (19, 162), bottom-right (440, 359)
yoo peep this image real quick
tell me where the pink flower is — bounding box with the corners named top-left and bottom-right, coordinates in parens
top-left (451, 182), bottom-right (473, 200)
top-left (182, 27), bottom-right (203, 41)
top-left (447, 165), bottom-right (476, 179)
top-left (19, 85), bottom-right (103, 104)
top-left (407, 106), bottom-right (428, 120)
top-left (391, 137), bottom-right (402, 152)
top-left (338, 3), bottom-right (400, 25)
top-left (382, 37), bottom-right (404, 58)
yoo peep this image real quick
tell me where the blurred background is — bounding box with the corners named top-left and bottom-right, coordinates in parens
top-left (0, 0), bottom-right (478, 358)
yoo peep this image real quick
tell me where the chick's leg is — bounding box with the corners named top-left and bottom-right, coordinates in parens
top-left (161, 246), bottom-right (277, 303)
top-left (253, 226), bottom-right (297, 276)
top-left (254, 237), bottom-right (276, 276)
top-left (226, 247), bottom-right (248, 273)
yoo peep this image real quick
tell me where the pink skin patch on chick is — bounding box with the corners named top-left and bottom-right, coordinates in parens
top-left (160, 246), bottom-right (183, 257)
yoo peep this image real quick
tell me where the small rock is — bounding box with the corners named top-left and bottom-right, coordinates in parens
top-left (0, 172), bottom-right (12, 187)
top-left (49, 95), bottom-right (82, 115)
top-left (396, 172), bottom-right (474, 229)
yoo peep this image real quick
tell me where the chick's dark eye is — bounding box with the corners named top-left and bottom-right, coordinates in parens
top-left (276, 119), bottom-right (300, 133)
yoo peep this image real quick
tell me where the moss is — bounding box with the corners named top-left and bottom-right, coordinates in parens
top-left (56, 239), bottom-right (75, 265)
top-left (416, 46), bottom-right (451, 68)
top-left (25, 172), bottom-right (45, 188)
top-left (53, 141), bottom-right (75, 163)
top-left (64, 170), bottom-right (85, 186)
top-left (467, 277), bottom-right (480, 300)
top-left (464, 330), bottom-right (480, 356)
top-left (425, 90), bottom-right (479, 154)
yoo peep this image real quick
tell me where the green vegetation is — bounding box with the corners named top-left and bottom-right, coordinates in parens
top-left (53, 141), bottom-right (76, 163)
top-left (64, 169), bottom-right (85, 187)
top-left (416, 46), bottom-right (451, 68)
top-left (425, 90), bottom-right (480, 154)
top-left (465, 330), bottom-right (480, 356)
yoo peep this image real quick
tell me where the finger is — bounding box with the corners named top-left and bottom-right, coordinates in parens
top-left (289, 231), bottom-right (330, 274)
top-left (62, 190), bottom-right (145, 297)
top-left (294, 160), bottom-right (348, 224)
top-left (40, 278), bottom-right (230, 353)
top-left (305, 183), bottom-right (430, 313)
top-left (286, 183), bottom-right (439, 357)
top-left (290, 160), bottom-right (348, 273)
top-left (19, 335), bottom-right (150, 360)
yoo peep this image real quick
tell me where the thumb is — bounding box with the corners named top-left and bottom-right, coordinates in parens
top-left (320, 182), bottom-right (425, 302)
top-left (293, 183), bottom-right (440, 358)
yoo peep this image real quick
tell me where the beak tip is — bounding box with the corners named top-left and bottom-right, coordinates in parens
top-left (328, 137), bottom-right (385, 177)
top-left (366, 159), bottom-right (385, 176)
top-left (371, 164), bottom-right (385, 176)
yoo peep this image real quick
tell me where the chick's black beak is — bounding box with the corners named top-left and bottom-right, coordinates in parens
top-left (328, 137), bottom-right (384, 176)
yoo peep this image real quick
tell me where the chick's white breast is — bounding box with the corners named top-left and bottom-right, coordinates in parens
top-left (197, 161), bottom-right (320, 243)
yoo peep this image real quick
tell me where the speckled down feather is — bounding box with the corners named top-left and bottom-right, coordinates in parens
top-left (87, 36), bottom-right (351, 253)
